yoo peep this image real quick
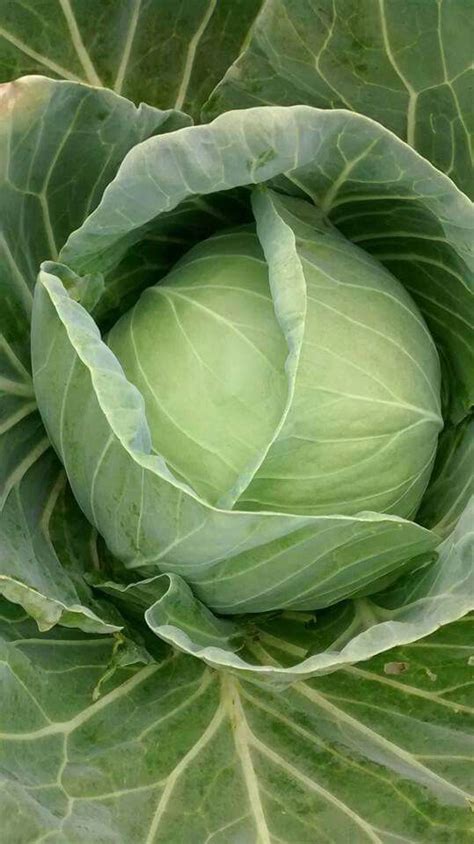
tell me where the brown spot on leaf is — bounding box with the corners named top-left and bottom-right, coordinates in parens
top-left (384, 661), bottom-right (409, 675)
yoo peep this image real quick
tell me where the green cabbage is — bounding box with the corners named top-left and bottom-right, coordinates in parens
top-left (1, 3), bottom-right (473, 840)
top-left (109, 217), bottom-right (443, 518)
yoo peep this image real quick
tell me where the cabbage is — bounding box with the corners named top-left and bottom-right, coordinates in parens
top-left (109, 218), bottom-right (443, 518)
top-left (0, 3), bottom-right (472, 841)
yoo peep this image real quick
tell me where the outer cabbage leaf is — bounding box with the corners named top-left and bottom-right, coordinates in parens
top-left (204, 0), bottom-right (474, 199)
top-left (0, 75), bottom-right (189, 627)
top-left (0, 0), bottom-right (262, 120)
top-left (0, 75), bottom-right (188, 504)
top-left (98, 574), bottom-right (245, 653)
top-left (0, 450), bottom-right (121, 633)
top-left (94, 499), bottom-right (474, 684)
top-left (1, 601), bottom-right (472, 842)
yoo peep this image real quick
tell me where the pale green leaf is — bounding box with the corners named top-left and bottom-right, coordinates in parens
top-left (92, 500), bottom-right (474, 684)
top-left (0, 450), bottom-right (121, 633)
top-left (0, 75), bottom-right (188, 504)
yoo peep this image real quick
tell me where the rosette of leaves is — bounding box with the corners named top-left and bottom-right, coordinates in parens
top-left (0, 1), bottom-right (473, 841)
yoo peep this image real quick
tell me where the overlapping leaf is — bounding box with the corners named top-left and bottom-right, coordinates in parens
top-left (205, 0), bottom-right (474, 198)
top-left (0, 0), bottom-right (262, 119)
top-left (95, 500), bottom-right (474, 683)
top-left (0, 76), bottom-right (188, 503)
top-left (0, 447), bottom-right (123, 633)
top-left (418, 415), bottom-right (474, 537)
top-left (1, 601), bottom-right (472, 842)
top-left (0, 76), bottom-right (188, 625)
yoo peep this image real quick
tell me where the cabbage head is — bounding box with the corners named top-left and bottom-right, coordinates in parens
top-left (108, 219), bottom-right (444, 519)
top-left (30, 106), bottom-right (471, 617)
